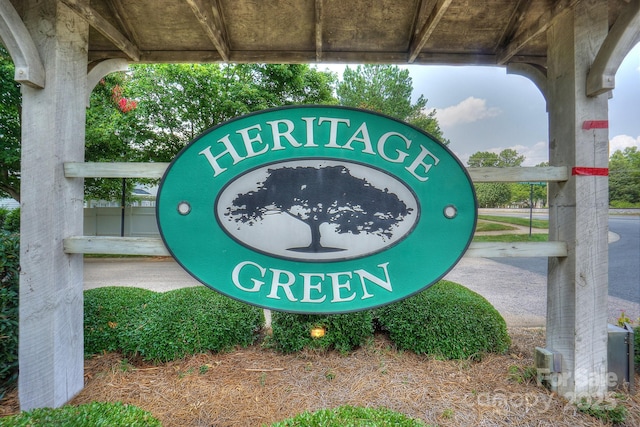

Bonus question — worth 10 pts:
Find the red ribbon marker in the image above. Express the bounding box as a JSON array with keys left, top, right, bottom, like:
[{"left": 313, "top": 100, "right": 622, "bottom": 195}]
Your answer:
[
  {"left": 572, "top": 167, "right": 609, "bottom": 176},
  {"left": 582, "top": 120, "right": 609, "bottom": 130}
]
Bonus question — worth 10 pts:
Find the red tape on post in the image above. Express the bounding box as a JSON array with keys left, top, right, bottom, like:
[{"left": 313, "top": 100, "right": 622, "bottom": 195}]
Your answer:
[
  {"left": 582, "top": 120, "right": 609, "bottom": 129},
  {"left": 572, "top": 167, "right": 608, "bottom": 176}
]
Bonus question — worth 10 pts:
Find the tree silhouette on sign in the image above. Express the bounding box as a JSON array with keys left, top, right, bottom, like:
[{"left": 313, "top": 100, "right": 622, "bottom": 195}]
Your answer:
[{"left": 225, "top": 165, "right": 412, "bottom": 253}]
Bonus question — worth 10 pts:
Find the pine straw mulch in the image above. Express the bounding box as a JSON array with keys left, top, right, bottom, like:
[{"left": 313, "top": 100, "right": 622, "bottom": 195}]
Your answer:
[{"left": 2, "top": 328, "right": 639, "bottom": 426}]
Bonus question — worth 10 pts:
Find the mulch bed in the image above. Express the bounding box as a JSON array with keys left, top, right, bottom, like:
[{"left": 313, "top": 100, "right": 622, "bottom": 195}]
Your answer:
[{"left": 2, "top": 328, "right": 638, "bottom": 426}]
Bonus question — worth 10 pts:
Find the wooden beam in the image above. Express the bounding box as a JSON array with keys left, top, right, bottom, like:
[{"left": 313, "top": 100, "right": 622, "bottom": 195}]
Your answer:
[
  {"left": 494, "top": 0, "right": 531, "bottom": 53},
  {"left": 86, "top": 58, "right": 129, "bottom": 107},
  {"left": 507, "top": 62, "right": 548, "bottom": 102},
  {"left": 315, "top": 0, "right": 323, "bottom": 62},
  {"left": 105, "top": 0, "right": 142, "bottom": 47},
  {"left": 87, "top": 49, "right": 544, "bottom": 66},
  {"left": 496, "top": 0, "right": 580, "bottom": 65},
  {"left": 64, "top": 162, "right": 169, "bottom": 179},
  {"left": 0, "top": 1, "right": 45, "bottom": 88},
  {"left": 185, "top": 0, "right": 230, "bottom": 62},
  {"left": 63, "top": 236, "right": 568, "bottom": 258},
  {"left": 64, "top": 162, "right": 569, "bottom": 183},
  {"left": 408, "top": 0, "right": 453, "bottom": 63},
  {"left": 468, "top": 166, "right": 568, "bottom": 183},
  {"left": 586, "top": 0, "right": 640, "bottom": 97},
  {"left": 60, "top": 0, "right": 141, "bottom": 61}
]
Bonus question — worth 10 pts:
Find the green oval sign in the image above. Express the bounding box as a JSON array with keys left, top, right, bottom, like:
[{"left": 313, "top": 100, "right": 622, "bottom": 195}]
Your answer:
[{"left": 157, "top": 106, "right": 477, "bottom": 314}]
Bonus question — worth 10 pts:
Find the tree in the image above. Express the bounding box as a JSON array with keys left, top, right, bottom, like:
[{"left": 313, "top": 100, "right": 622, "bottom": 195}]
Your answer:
[
  {"left": 609, "top": 146, "right": 640, "bottom": 206},
  {"left": 337, "top": 65, "right": 447, "bottom": 143},
  {"left": 467, "top": 148, "right": 526, "bottom": 208},
  {"left": 0, "top": 46, "right": 21, "bottom": 201},
  {"left": 467, "top": 149, "right": 525, "bottom": 168},
  {"left": 126, "top": 63, "right": 337, "bottom": 162},
  {"left": 226, "top": 165, "right": 412, "bottom": 252},
  {"left": 84, "top": 72, "right": 144, "bottom": 202}
]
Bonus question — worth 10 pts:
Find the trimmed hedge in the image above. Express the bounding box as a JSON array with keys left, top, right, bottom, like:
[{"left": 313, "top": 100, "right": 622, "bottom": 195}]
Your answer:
[
  {"left": 270, "top": 310, "right": 374, "bottom": 353},
  {"left": 376, "top": 280, "right": 510, "bottom": 359},
  {"left": 120, "top": 287, "right": 264, "bottom": 362},
  {"left": 0, "top": 232, "right": 19, "bottom": 398},
  {"left": 269, "top": 405, "right": 428, "bottom": 426},
  {"left": 1, "top": 401, "right": 161, "bottom": 426},
  {"left": 84, "top": 286, "right": 157, "bottom": 355}
]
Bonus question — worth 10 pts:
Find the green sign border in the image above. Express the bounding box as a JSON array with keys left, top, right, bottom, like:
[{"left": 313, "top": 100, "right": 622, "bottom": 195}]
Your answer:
[{"left": 157, "top": 106, "right": 477, "bottom": 314}]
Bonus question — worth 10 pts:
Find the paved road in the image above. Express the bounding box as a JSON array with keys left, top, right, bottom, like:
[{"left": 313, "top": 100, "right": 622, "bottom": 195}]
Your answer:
[
  {"left": 491, "top": 215, "right": 640, "bottom": 305},
  {"left": 84, "top": 255, "right": 639, "bottom": 329}
]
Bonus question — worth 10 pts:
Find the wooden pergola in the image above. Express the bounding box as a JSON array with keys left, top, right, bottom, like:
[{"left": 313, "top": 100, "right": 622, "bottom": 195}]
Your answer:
[{"left": 2, "top": 0, "right": 639, "bottom": 409}]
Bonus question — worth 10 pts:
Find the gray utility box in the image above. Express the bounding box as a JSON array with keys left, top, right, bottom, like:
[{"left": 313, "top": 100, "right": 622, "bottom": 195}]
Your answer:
[{"left": 608, "top": 323, "right": 635, "bottom": 393}]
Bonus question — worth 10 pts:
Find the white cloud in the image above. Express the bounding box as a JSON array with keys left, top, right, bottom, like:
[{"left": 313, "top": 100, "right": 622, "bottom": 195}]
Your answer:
[
  {"left": 610, "top": 134, "right": 640, "bottom": 156},
  {"left": 435, "top": 96, "right": 501, "bottom": 128}
]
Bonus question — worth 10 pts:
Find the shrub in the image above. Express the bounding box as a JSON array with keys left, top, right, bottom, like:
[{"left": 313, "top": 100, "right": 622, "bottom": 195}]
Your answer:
[
  {"left": 0, "top": 207, "right": 9, "bottom": 228},
  {"left": 3, "top": 208, "right": 19, "bottom": 233},
  {"left": 1, "top": 401, "right": 161, "bottom": 426},
  {"left": 269, "top": 405, "right": 428, "bottom": 426},
  {"left": 0, "top": 232, "right": 19, "bottom": 398},
  {"left": 84, "top": 286, "right": 156, "bottom": 355},
  {"left": 270, "top": 310, "right": 374, "bottom": 353},
  {"left": 121, "top": 287, "right": 264, "bottom": 362},
  {"left": 635, "top": 325, "right": 639, "bottom": 370},
  {"left": 376, "top": 280, "right": 510, "bottom": 359}
]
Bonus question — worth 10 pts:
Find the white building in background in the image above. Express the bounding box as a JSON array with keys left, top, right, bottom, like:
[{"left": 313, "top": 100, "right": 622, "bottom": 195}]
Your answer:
[{"left": 0, "top": 198, "right": 19, "bottom": 210}]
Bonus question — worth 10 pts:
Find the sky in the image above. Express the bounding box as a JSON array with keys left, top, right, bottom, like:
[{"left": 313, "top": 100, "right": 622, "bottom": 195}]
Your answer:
[{"left": 320, "top": 42, "right": 640, "bottom": 167}]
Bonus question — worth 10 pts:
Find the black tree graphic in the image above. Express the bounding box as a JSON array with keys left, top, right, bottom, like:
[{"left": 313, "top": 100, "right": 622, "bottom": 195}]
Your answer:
[{"left": 225, "top": 165, "right": 413, "bottom": 253}]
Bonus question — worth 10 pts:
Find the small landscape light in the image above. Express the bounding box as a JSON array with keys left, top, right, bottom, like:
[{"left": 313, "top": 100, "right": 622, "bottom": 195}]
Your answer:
[{"left": 310, "top": 326, "right": 326, "bottom": 338}]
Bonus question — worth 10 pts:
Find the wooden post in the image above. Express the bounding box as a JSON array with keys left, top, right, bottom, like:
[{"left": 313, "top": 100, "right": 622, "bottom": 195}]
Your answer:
[
  {"left": 18, "top": 1, "right": 88, "bottom": 409},
  {"left": 546, "top": 2, "right": 610, "bottom": 398}
]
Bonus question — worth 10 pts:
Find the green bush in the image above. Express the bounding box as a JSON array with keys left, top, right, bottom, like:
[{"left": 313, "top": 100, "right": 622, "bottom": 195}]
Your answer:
[
  {"left": 268, "top": 405, "right": 428, "bottom": 426},
  {"left": 3, "top": 208, "right": 19, "bottom": 233},
  {"left": 1, "top": 401, "right": 161, "bottom": 426},
  {"left": 270, "top": 310, "right": 374, "bottom": 353},
  {"left": 0, "top": 207, "right": 9, "bottom": 228},
  {"left": 376, "top": 281, "right": 510, "bottom": 359},
  {"left": 635, "top": 325, "right": 639, "bottom": 370},
  {"left": 0, "top": 232, "right": 19, "bottom": 398},
  {"left": 84, "top": 286, "right": 157, "bottom": 355},
  {"left": 121, "top": 287, "right": 264, "bottom": 362}
]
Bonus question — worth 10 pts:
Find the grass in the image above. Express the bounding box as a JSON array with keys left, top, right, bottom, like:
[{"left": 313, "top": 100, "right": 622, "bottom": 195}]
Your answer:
[
  {"left": 475, "top": 221, "right": 517, "bottom": 232},
  {"left": 473, "top": 234, "right": 548, "bottom": 242},
  {"left": 478, "top": 215, "right": 548, "bottom": 229}
]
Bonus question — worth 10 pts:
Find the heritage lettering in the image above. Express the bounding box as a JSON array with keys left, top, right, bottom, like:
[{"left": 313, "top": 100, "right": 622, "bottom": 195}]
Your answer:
[
  {"left": 231, "top": 261, "right": 393, "bottom": 303},
  {"left": 198, "top": 116, "right": 439, "bottom": 181}
]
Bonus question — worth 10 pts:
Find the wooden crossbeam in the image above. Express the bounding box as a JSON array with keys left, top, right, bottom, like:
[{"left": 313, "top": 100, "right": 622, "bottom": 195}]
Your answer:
[
  {"left": 64, "top": 162, "right": 569, "bottom": 183},
  {"left": 496, "top": 0, "right": 580, "bottom": 65},
  {"left": 60, "top": 0, "right": 141, "bottom": 61},
  {"left": 186, "top": 0, "right": 230, "bottom": 62},
  {"left": 408, "top": 0, "right": 453, "bottom": 63},
  {"left": 64, "top": 236, "right": 567, "bottom": 258}
]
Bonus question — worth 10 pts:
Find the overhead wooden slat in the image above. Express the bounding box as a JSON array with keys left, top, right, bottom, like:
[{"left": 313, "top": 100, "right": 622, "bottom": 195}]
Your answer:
[
  {"left": 493, "top": 0, "right": 530, "bottom": 53},
  {"left": 315, "top": 0, "right": 323, "bottom": 62},
  {"left": 408, "top": 0, "right": 453, "bottom": 63},
  {"left": 60, "top": 0, "right": 141, "bottom": 61},
  {"left": 64, "top": 162, "right": 569, "bottom": 183},
  {"left": 185, "top": 0, "right": 230, "bottom": 62},
  {"left": 104, "top": 0, "right": 142, "bottom": 48},
  {"left": 496, "top": 0, "right": 580, "bottom": 65},
  {"left": 63, "top": 236, "right": 567, "bottom": 258}
]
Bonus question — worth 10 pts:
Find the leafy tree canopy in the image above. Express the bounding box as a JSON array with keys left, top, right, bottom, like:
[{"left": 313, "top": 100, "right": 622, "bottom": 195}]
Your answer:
[
  {"left": 467, "top": 148, "right": 525, "bottom": 168},
  {"left": 0, "top": 46, "right": 21, "bottom": 201},
  {"left": 337, "top": 65, "right": 447, "bottom": 143},
  {"left": 609, "top": 146, "right": 640, "bottom": 205}
]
